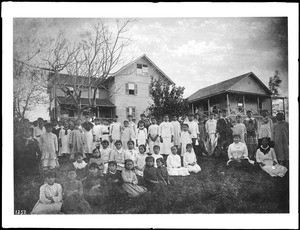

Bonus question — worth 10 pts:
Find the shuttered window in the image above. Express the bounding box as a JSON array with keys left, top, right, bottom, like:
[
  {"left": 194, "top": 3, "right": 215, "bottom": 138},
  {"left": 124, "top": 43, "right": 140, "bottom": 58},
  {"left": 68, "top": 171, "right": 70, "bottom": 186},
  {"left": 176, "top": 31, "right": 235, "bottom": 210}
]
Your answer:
[
  {"left": 126, "top": 107, "right": 136, "bottom": 118},
  {"left": 125, "top": 82, "right": 137, "bottom": 95}
]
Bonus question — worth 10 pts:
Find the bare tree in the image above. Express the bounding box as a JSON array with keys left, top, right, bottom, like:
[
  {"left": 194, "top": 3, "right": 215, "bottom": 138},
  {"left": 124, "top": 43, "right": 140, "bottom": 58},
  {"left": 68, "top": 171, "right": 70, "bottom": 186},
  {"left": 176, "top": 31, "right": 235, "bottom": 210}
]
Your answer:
[
  {"left": 13, "top": 19, "right": 49, "bottom": 120},
  {"left": 44, "top": 19, "right": 136, "bottom": 118}
]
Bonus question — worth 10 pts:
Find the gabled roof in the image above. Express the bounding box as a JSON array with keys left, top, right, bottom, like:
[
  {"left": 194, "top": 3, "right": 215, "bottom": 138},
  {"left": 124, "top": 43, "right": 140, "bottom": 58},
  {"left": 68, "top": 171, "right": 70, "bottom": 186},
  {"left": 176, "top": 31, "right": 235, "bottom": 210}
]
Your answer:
[
  {"left": 111, "top": 54, "right": 174, "bottom": 85},
  {"left": 188, "top": 72, "right": 272, "bottom": 102},
  {"left": 57, "top": 96, "right": 115, "bottom": 107}
]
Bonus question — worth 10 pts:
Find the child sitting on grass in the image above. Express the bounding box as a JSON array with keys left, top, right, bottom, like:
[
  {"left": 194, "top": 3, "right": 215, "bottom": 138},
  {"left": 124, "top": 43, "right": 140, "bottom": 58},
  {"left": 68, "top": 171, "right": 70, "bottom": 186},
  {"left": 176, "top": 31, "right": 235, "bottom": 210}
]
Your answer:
[
  {"left": 105, "top": 160, "right": 124, "bottom": 197},
  {"left": 100, "top": 140, "right": 112, "bottom": 174},
  {"left": 227, "top": 134, "right": 256, "bottom": 173},
  {"left": 105, "top": 161, "right": 123, "bottom": 186},
  {"left": 135, "top": 144, "right": 148, "bottom": 177},
  {"left": 156, "top": 158, "right": 171, "bottom": 185},
  {"left": 82, "top": 163, "right": 103, "bottom": 196},
  {"left": 63, "top": 169, "right": 84, "bottom": 197},
  {"left": 143, "top": 156, "right": 164, "bottom": 191},
  {"left": 183, "top": 143, "right": 201, "bottom": 173},
  {"left": 256, "top": 137, "right": 287, "bottom": 177},
  {"left": 73, "top": 153, "right": 88, "bottom": 180},
  {"left": 166, "top": 146, "right": 190, "bottom": 176},
  {"left": 109, "top": 140, "right": 126, "bottom": 171},
  {"left": 122, "top": 159, "right": 147, "bottom": 197},
  {"left": 152, "top": 145, "right": 163, "bottom": 168},
  {"left": 31, "top": 170, "right": 62, "bottom": 214},
  {"left": 89, "top": 148, "right": 103, "bottom": 169}
]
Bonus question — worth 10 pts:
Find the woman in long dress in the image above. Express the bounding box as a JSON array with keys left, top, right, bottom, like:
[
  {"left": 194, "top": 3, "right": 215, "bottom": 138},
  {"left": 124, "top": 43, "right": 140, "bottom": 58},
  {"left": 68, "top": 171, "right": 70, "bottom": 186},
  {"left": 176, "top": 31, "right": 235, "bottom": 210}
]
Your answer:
[{"left": 256, "top": 137, "right": 287, "bottom": 177}]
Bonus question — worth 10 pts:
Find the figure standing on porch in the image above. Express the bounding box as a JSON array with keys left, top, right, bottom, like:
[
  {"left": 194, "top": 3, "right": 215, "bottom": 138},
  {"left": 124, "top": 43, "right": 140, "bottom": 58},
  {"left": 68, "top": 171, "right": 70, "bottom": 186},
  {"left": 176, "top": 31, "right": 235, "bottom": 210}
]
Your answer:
[
  {"left": 273, "top": 112, "right": 289, "bottom": 166},
  {"left": 92, "top": 118, "right": 102, "bottom": 143},
  {"left": 243, "top": 110, "right": 258, "bottom": 160},
  {"left": 127, "top": 114, "right": 137, "bottom": 141},
  {"left": 216, "top": 109, "right": 233, "bottom": 154}
]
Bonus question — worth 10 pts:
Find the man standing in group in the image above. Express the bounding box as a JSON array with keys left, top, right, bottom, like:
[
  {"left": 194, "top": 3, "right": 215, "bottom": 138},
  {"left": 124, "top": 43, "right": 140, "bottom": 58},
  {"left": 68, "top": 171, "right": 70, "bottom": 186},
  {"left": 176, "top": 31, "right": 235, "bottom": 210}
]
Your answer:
[{"left": 216, "top": 109, "right": 233, "bottom": 154}]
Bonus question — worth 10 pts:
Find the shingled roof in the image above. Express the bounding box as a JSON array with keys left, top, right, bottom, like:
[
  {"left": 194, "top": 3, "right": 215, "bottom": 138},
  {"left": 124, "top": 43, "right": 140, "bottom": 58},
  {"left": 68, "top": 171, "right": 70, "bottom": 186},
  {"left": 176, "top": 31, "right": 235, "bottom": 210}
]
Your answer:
[{"left": 188, "top": 72, "right": 272, "bottom": 102}]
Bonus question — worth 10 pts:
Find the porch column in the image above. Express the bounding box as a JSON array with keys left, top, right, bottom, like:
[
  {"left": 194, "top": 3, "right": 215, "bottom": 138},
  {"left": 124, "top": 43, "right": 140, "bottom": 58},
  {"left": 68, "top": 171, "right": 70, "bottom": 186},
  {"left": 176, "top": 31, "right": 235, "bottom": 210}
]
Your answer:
[
  {"left": 97, "top": 106, "right": 100, "bottom": 118},
  {"left": 191, "top": 103, "right": 194, "bottom": 114},
  {"left": 270, "top": 97, "right": 273, "bottom": 116},
  {"left": 257, "top": 97, "right": 260, "bottom": 115},
  {"left": 243, "top": 94, "right": 246, "bottom": 115},
  {"left": 207, "top": 98, "right": 210, "bottom": 114},
  {"left": 226, "top": 93, "right": 230, "bottom": 115}
]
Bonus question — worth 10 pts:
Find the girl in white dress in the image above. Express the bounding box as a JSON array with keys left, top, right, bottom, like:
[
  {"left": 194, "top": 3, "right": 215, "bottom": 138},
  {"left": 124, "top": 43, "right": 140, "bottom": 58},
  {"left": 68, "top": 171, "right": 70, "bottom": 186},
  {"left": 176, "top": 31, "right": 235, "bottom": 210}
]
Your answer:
[
  {"left": 180, "top": 123, "right": 192, "bottom": 156},
  {"left": 135, "top": 145, "right": 148, "bottom": 177},
  {"left": 152, "top": 145, "right": 163, "bottom": 168},
  {"left": 159, "top": 115, "right": 174, "bottom": 160},
  {"left": 40, "top": 123, "right": 59, "bottom": 170},
  {"left": 31, "top": 171, "right": 62, "bottom": 214},
  {"left": 125, "top": 140, "right": 138, "bottom": 165},
  {"left": 166, "top": 146, "right": 190, "bottom": 176},
  {"left": 136, "top": 121, "right": 148, "bottom": 148},
  {"left": 121, "top": 120, "right": 134, "bottom": 150},
  {"left": 100, "top": 140, "right": 112, "bottom": 174},
  {"left": 148, "top": 118, "right": 160, "bottom": 154},
  {"left": 171, "top": 115, "right": 181, "bottom": 148},
  {"left": 183, "top": 144, "right": 201, "bottom": 173},
  {"left": 58, "top": 121, "right": 71, "bottom": 161},
  {"left": 82, "top": 120, "right": 94, "bottom": 159},
  {"left": 256, "top": 137, "right": 287, "bottom": 177},
  {"left": 232, "top": 115, "right": 247, "bottom": 143}
]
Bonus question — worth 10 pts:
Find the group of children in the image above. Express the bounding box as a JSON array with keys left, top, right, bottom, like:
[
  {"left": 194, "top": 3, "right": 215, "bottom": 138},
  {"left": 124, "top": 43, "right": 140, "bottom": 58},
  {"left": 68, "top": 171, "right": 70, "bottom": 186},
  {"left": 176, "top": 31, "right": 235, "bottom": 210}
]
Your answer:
[{"left": 28, "top": 110, "right": 288, "bottom": 214}]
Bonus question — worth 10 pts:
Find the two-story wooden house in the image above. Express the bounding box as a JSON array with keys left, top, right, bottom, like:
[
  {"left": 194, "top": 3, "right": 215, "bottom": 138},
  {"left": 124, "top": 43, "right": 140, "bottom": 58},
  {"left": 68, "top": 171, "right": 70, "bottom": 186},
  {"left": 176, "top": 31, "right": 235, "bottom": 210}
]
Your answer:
[{"left": 49, "top": 54, "right": 174, "bottom": 122}]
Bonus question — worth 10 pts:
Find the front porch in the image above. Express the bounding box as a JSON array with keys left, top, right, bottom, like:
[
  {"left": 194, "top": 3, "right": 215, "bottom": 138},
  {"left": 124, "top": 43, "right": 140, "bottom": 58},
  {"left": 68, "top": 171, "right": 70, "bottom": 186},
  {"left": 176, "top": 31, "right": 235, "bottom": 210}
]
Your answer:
[{"left": 190, "top": 92, "right": 272, "bottom": 119}]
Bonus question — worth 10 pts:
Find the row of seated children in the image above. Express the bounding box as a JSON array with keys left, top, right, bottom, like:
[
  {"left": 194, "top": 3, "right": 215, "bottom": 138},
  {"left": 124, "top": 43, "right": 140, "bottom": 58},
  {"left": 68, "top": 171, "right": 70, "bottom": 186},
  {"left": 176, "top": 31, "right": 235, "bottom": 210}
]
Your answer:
[
  {"left": 72, "top": 137, "right": 202, "bottom": 179},
  {"left": 31, "top": 156, "right": 173, "bottom": 214}
]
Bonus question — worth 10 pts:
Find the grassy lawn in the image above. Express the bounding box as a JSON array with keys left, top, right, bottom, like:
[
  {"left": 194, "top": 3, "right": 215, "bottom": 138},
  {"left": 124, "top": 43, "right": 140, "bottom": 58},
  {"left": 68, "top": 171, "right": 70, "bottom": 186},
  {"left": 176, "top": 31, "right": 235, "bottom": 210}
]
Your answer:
[{"left": 14, "top": 155, "right": 289, "bottom": 214}]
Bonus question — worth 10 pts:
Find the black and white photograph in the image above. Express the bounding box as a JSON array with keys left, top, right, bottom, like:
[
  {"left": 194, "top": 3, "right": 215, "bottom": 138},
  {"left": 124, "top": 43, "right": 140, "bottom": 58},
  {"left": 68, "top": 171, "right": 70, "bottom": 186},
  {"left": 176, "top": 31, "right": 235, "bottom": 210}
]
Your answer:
[{"left": 2, "top": 2, "right": 299, "bottom": 229}]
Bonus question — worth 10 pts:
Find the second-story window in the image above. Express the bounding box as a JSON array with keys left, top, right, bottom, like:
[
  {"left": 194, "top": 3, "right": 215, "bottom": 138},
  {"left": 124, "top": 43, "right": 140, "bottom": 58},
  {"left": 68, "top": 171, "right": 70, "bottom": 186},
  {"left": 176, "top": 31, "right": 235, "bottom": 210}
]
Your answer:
[
  {"left": 125, "top": 82, "right": 137, "bottom": 95},
  {"left": 137, "top": 64, "right": 148, "bottom": 75}
]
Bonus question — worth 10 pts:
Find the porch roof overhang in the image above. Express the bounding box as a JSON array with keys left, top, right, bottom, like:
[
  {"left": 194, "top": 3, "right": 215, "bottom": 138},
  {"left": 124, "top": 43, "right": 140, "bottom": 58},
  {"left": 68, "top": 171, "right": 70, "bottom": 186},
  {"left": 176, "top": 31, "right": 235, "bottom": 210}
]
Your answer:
[
  {"left": 57, "top": 96, "right": 116, "bottom": 108},
  {"left": 188, "top": 90, "right": 271, "bottom": 103}
]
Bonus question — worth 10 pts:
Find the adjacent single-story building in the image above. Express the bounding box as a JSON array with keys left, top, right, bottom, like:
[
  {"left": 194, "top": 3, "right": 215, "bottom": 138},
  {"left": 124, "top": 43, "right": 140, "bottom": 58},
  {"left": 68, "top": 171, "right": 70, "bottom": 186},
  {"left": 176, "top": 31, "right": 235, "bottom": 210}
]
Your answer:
[{"left": 188, "top": 72, "right": 273, "bottom": 118}]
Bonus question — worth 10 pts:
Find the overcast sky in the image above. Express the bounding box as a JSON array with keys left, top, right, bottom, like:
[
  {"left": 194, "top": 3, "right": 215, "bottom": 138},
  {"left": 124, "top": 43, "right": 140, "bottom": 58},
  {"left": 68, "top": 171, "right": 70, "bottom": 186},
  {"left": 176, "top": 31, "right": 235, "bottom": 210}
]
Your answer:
[{"left": 14, "top": 17, "right": 289, "bottom": 120}]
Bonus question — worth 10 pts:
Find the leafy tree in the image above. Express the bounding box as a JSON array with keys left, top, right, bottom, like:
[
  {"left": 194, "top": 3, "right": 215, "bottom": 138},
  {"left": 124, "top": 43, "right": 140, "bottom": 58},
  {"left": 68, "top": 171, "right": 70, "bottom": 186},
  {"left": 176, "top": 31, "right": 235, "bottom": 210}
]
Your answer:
[
  {"left": 269, "top": 70, "right": 282, "bottom": 96},
  {"left": 147, "top": 77, "right": 189, "bottom": 120}
]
